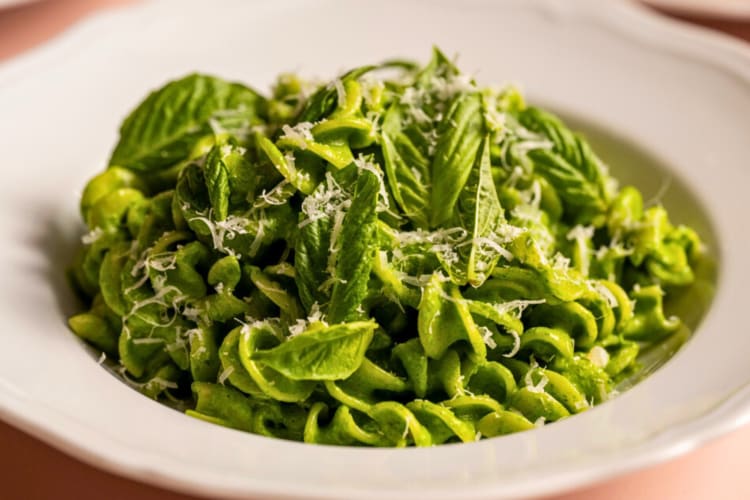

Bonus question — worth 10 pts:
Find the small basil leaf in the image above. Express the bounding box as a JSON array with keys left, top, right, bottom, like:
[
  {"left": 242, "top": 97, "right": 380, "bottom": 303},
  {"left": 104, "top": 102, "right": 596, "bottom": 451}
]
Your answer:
[{"left": 204, "top": 145, "right": 230, "bottom": 221}]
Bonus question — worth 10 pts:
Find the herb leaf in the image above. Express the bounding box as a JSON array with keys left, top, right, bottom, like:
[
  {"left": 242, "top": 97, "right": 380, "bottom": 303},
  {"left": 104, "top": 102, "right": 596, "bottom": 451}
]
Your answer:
[
  {"left": 520, "top": 107, "right": 611, "bottom": 222},
  {"left": 111, "top": 74, "right": 266, "bottom": 172},
  {"left": 382, "top": 49, "right": 486, "bottom": 229},
  {"left": 251, "top": 321, "right": 377, "bottom": 380},
  {"left": 204, "top": 145, "right": 230, "bottom": 221},
  {"left": 443, "top": 136, "right": 504, "bottom": 286},
  {"left": 328, "top": 170, "right": 379, "bottom": 323}
]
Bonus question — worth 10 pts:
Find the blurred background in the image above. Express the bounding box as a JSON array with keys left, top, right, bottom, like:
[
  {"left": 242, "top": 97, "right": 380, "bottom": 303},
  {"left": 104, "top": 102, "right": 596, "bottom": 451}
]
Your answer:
[
  {"left": 0, "top": 0, "right": 749, "bottom": 61},
  {"left": 0, "top": 1, "right": 748, "bottom": 499}
]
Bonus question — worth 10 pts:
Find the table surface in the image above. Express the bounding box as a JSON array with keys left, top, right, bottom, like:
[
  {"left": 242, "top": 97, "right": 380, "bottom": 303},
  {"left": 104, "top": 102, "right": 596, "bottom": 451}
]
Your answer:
[{"left": 1, "top": 1, "right": 749, "bottom": 499}]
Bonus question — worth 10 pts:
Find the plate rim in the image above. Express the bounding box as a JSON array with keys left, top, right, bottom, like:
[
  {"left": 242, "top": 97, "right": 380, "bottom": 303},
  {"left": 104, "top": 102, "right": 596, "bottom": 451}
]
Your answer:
[{"left": 644, "top": 0, "right": 750, "bottom": 19}]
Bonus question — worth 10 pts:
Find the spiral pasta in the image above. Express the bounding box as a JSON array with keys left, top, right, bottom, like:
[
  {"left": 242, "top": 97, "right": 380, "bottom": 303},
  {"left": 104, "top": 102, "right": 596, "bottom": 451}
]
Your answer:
[{"left": 67, "top": 48, "right": 704, "bottom": 446}]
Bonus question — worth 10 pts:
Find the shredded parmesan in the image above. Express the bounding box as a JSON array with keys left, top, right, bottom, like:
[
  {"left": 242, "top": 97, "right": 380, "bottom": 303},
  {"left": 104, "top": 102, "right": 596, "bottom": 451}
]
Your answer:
[
  {"left": 248, "top": 211, "right": 267, "bottom": 258},
  {"left": 218, "top": 366, "right": 234, "bottom": 385},
  {"left": 502, "top": 330, "right": 521, "bottom": 358},
  {"left": 288, "top": 303, "right": 328, "bottom": 338},
  {"left": 333, "top": 79, "right": 346, "bottom": 108},
  {"left": 525, "top": 372, "right": 549, "bottom": 394},
  {"left": 280, "top": 122, "right": 314, "bottom": 149},
  {"left": 254, "top": 180, "right": 291, "bottom": 208},
  {"left": 188, "top": 210, "right": 252, "bottom": 257},
  {"left": 353, "top": 155, "right": 390, "bottom": 212},
  {"left": 132, "top": 337, "right": 165, "bottom": 345},
  {"left": 431, "top": 72, "right": 475, "bottom": 101},
  {"left": 587, "top": 346, "right": 610, "bottom": 368},
  {"left": 590, "top": 281, "right": 619, "bottom": 309},
  {"left": 81, "top": 227, "right": 104, "bottom": 245},
  {"left": 480, "top": 326, "right": 497, "bottom": 349},
  {"left": 150, "top": 377, "right": 178, "bottom": 390},
  {"left": 491, "top": 299, "right": 546, "bottom": 318},
  {"left": 567, "top": 225, "right": 595, "bottom": 243},
  {"left": 298, "top": 172, "right": 351, "bottom": 228}
]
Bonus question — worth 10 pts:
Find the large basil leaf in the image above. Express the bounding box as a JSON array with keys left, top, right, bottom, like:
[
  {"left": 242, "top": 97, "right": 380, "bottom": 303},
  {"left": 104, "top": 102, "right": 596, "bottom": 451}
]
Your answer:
[
  {"left": 110, "top": 74, "right": 266, "bottom": 172},
  {"left": 381, "top": 115, "right": 431, "bottom": 227},
  {"left": 443, "top": 136, "right": 503, "bottom": 286},
  {"left": 294, "top": 169, "right": 378, "bottom": 320},
  {"left": 429, "top": 92, "right": 485, "bottom": 227},
  {"left": 250, "top": 321, "right": 377, "bottom": 380},
  {"left": 381, "top": 49, "right": 485, "bottom": 229},
  {"left": 294, "top": 207, "right": 332, "bottom": 311},
  {"left": 328, "top": 170, "right": 378, "bottom": 323},
  {"left": 520, "top": 107, "right": 611, "bottom": 222}
]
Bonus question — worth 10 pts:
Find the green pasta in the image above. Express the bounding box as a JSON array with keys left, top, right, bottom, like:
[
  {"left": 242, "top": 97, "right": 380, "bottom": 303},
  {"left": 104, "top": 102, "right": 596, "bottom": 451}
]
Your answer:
[{"left": 67, "top": 48, "right": 704, "bottom": 446}]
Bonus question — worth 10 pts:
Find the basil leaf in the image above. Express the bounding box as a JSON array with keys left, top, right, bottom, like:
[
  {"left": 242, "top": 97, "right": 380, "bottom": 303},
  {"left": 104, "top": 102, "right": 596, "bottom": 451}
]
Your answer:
[
  {"left": 293, "top": 173, "right": 345, "bottom": 311},
  {"left": 204, "top": 145, "right": 230, "bottom": 221},
  {"left": 381, "top": 116, "right": 431, "bottom": 227},
  {"left": 328, "top": 170, "right": 378, "bottom": 323},
  {"left": 443, "top": 136, "right": 503, "bottom": 286},
  {"left": 295, "top": 209, "right": 332, "bottom": 312},
  {"left": 429, "top": 92, "right": 485, "bottom": 227},
  {"left": 251, "top": 321, "right": 377, "bottom": 380},
  {"left": 239, "top": 321, "right": 316, "bottom": 402},
  {"left": 520, "top": 107, "right": 611, "bottom": 222},
  {"left": 294, "top": 166, "right": 378, "bottom": 320},
  {"left": 111, "top": 74, "right": 266, "bottom": 172},
  {"left": 382, "top": 49, "right": 485, "bottom": 229}
]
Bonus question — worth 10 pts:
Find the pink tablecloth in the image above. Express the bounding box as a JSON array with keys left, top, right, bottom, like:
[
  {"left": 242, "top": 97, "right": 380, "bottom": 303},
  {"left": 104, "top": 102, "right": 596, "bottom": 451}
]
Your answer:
[{"left": 1, "top": 1, "right": 748, "bottom": 499}]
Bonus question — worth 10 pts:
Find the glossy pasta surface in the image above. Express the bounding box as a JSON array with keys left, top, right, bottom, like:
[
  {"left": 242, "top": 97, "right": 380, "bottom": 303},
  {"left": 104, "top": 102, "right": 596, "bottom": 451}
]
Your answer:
[{"left": 67, "top": 49, "right": 704, "bottom": 446}]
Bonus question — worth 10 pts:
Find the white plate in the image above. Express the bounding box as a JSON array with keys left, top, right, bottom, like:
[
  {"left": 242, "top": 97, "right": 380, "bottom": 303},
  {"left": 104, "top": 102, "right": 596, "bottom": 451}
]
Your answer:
[
  {"left": 644, "top": 0, "right": 750, "bottom": 18},
  {"left": 0, "top": 1, "right": 749, "bottom": 499}
]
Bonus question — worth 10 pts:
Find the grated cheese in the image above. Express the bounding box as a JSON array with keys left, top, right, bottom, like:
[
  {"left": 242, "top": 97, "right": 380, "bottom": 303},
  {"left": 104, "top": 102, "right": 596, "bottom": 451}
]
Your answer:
[
  {"left": 333, "top": 79, "right": 346, "bottom": 108},
  {"left": 298, "top": 172, "right": 351, "bottom": 228},
  {"left": 132, "top": 337, "right": 165, "bottom": 345},
  {"left": 280, "top": 122, "right": 314, "bottom": 149},
  {"left": 502, "top": 330, "right": 521, "bottom": 358},
  {"left": 189, "top": 210, "right": 252, "bottom": 257},
  {"left": 218, "top": 366, "right": 234, "bottom": 385},
  {"left": 353, "top": 154, "right": 390, "bottom": 213},
  {"left": 81, "top": 227, "right": 104, "bottom": 245},
  {"left": 589, "top": 281, "right": 619, "bottom": 309},
  {"left": 254, "top": 180, "right": 291, "bottom": 208},
  {"left": 491, "top": 299, "right": 546, "bottom": 319},
  {"left": 479, "top": 326, "right": 497, "bottom": 349},
  {"left": 587, "top": 346, "right": 610, "bottom": 368}
]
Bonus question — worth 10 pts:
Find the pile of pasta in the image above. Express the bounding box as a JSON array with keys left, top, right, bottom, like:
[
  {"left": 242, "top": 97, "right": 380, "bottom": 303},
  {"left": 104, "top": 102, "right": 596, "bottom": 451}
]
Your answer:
[{"left": 68, "top": 49, "right": 703, "bottom": 446}]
